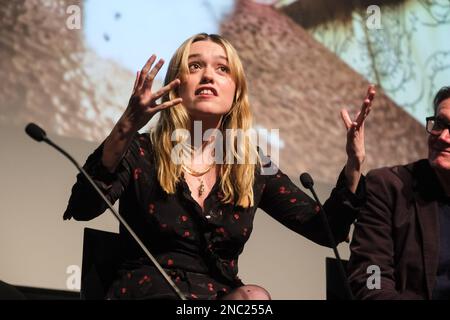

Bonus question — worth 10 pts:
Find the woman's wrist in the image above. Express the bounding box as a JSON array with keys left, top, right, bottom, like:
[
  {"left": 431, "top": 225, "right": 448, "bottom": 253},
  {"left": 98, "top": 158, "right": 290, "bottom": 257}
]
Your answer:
[
  {"left": 115, "top": 117, "right": 139, "bottom": 139},
  {"left": 345, "top": 156, "right": 364, "bottom": 172},
  {"left": 118, "top": 108, "right": 143, "bottom": 136},
  {"left": 102, "top": 117, "right": 138, "bottom": 172},
  {"left": 344, "top": 158, "right": 363, "bottom": 193}
]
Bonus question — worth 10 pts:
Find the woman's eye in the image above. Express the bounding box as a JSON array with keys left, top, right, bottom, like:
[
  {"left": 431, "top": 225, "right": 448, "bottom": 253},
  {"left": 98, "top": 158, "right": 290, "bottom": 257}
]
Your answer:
[
  {"left": 219, "top": 65, "right": 230, "bottom": 73},
  {"left": 189, "top": 63, "right": 200, "bottom": 72}
]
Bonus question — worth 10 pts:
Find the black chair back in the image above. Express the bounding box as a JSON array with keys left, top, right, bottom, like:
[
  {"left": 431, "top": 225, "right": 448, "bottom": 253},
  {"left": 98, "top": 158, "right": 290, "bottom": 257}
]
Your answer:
[
  {"left": 81, "top": 228, "right": 120, "bottom": 300},
  {"left": 326, "top": 257, "right": 350, "bottom": 300}
]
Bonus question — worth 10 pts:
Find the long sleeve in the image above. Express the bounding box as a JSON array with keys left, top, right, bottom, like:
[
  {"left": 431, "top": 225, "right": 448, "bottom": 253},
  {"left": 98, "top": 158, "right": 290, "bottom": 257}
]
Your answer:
[
  {"left": 258, "top": 159, "right": 365, "bottom": 247},
  {"left": 347, "top": 169, "right": 422, "bottom": 300},
  {"left": 63, "top": 134, "right": 142, "bottom": 221}
]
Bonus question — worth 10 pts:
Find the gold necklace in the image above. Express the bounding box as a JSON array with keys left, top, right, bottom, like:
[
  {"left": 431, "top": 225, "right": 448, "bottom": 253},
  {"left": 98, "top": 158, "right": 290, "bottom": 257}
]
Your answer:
[
  {"left": 182, "top": 163, "right": 215, "bottom": 177},
  {"left": 182, "top": 163, "right": 215, "bottom": 197}
]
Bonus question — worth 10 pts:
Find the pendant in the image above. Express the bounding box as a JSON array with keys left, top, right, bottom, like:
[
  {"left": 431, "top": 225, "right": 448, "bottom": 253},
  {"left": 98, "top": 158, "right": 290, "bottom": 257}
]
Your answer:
[{"left": 198, "top": 179, "right": 205, "bottom": 197}]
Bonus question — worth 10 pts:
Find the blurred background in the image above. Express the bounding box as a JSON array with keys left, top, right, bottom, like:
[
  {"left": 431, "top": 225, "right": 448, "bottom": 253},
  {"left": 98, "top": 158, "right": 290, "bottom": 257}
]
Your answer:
[{"left": 0, "top": 0, "right": 448, "bottom": 299}]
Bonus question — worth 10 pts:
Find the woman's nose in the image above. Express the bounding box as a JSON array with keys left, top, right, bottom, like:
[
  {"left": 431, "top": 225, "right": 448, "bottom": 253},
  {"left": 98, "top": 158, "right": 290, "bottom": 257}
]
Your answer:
[{"left": 200, "top": 67, "right": 214, "bottom": 83}]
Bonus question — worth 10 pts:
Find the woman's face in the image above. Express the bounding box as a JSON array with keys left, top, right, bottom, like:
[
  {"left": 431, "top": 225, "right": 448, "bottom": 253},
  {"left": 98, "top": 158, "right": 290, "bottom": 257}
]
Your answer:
[{"left": 179, "top": 40, "right": 236, "bottom": 118}]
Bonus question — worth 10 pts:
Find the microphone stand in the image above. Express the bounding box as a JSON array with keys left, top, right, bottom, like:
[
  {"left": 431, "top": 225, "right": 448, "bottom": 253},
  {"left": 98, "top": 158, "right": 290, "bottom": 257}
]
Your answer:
[
  {"left": 300, "top": 173, "right": 354, "bottom": 300},
  {"left": 26, "top": 123, "right": 187, "bottom": 300}
]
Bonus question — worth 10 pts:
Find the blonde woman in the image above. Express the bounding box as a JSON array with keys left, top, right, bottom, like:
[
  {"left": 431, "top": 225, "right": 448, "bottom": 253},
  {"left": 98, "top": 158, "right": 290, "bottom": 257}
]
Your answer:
[{"left": 64, "top": 33, "right": 375, "bottom": 300}]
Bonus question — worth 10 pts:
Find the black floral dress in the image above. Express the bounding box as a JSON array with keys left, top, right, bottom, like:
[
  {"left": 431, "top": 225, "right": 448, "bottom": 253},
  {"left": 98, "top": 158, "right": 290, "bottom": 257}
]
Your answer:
[{"left": 63, "top": 133, "right": 364, "bottom": 300}]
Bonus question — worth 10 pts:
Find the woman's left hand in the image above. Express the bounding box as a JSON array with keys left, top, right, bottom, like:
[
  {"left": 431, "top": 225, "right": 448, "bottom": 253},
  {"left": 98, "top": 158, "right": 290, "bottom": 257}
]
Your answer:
[{"left": 340, "top": 85, "right": 376, "bottom": 193}]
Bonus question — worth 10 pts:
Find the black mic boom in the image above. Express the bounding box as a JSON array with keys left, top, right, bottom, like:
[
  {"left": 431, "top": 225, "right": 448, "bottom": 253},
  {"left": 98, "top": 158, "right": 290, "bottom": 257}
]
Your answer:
[
  {"left": 300, "top": 172, "right": 354, "bottom": 300},
  {"left": 25, "top": 123, "right": 187, "bottom": 300}
]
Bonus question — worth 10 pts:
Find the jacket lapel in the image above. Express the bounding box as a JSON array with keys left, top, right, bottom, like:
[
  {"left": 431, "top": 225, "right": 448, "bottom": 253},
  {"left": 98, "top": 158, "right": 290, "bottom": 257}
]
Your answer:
[
  {"left": 413, "top": 160, "right": 441, "bottom": 299},
  {"left": 415, "top": 197, "right": 439, "bottom": 299}
]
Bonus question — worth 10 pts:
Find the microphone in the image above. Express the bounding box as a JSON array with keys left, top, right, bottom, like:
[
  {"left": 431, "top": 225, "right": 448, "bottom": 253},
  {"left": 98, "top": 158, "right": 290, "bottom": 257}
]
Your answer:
[
  {"left": 25, "top": 123, "right": 47, "bottom": 142},
  {"left": 300, "top": 172, "right": 354, "bottom": 300},
  {"left": 299, "top": 172, "right": 314, "bottom": 189},
  {"left": 25, "top": 123, "right": 187, "bottom": 300}
]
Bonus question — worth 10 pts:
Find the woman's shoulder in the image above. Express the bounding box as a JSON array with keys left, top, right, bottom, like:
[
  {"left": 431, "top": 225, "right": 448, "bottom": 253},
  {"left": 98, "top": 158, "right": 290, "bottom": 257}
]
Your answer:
[{"left": 255, "top": 146, "right": 280, "bottom": 177}]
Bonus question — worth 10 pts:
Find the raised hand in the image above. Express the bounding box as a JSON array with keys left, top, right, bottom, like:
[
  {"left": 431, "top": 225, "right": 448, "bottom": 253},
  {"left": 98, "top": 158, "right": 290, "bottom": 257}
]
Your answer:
[
  {"left": 102, "top": 55, "right": 182, "bottom": 172},
  {"left": 124, "top": 55, "right": 182, "bottom": 131},
  {"left": 340, "top": 85, "right": 376, "bottom": 193}
]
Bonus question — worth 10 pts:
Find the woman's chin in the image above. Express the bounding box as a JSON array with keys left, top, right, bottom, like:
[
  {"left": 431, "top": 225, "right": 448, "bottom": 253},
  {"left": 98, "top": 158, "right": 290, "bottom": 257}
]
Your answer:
[{"left": 188, "top": 108, "right": 228, "bottom": 118}]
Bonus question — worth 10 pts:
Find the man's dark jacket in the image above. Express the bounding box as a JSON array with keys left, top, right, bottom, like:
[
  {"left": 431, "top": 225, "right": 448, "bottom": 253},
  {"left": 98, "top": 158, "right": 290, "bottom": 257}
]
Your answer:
[{"left": 348, "top": 159, "right": 447, "bottom": 299}]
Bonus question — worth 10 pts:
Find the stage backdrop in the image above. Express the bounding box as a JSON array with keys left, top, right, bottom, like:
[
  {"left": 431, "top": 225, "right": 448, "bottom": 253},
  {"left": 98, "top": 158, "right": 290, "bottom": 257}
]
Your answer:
[{"left": 1, "top": 0, "right": 448, "bottom": 299}]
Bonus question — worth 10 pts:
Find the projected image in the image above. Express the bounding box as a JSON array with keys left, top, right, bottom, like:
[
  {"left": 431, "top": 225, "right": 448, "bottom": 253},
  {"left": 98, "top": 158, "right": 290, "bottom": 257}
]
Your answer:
[
  {"left": 2, "top": 0, "right": 448, "bottom": 183},
  {"left": 0, "top": 0, "right": 234, "bottom": 142},
  {"left": 281, "top": 0, "right": 450, "bottom": 122}
]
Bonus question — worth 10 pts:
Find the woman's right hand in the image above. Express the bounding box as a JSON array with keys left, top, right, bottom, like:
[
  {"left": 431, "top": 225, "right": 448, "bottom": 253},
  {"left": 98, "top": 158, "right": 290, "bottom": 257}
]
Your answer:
[
  {"left": 122, "top": 54, "right": 182, "bottom": 132},
  {"left": 102, "top": 55, "right": 182, "bottom": 171}
]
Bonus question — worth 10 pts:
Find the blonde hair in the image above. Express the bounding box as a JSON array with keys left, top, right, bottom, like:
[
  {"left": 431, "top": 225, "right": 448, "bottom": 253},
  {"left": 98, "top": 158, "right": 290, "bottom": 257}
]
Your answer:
[{"left": 151, "top": 33, "right": 260, "bottom": 208}]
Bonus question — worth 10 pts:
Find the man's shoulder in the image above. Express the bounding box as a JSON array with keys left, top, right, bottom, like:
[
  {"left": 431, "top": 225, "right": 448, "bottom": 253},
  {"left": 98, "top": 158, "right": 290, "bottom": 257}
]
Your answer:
[{"left": 367, "top": 159, "right": 429, "bottom": 185}]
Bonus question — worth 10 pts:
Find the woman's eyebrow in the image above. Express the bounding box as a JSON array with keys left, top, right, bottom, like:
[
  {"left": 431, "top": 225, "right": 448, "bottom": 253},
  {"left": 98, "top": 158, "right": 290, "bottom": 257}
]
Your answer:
[
  {"left": 188, "top": 54, "right": 202, "bottom": 60},
  {"left": 216, "top": 55, "right": 228, "bottom": 62},
  {"left": 188, "top": 54, "right": 228, "bottom": 62}
]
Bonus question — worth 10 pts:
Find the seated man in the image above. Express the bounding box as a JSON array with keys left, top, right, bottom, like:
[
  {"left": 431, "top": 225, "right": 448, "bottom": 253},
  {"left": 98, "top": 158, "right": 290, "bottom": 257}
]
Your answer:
[{"left": 348, "top": 86, "right": 450, "bottom": 299}]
